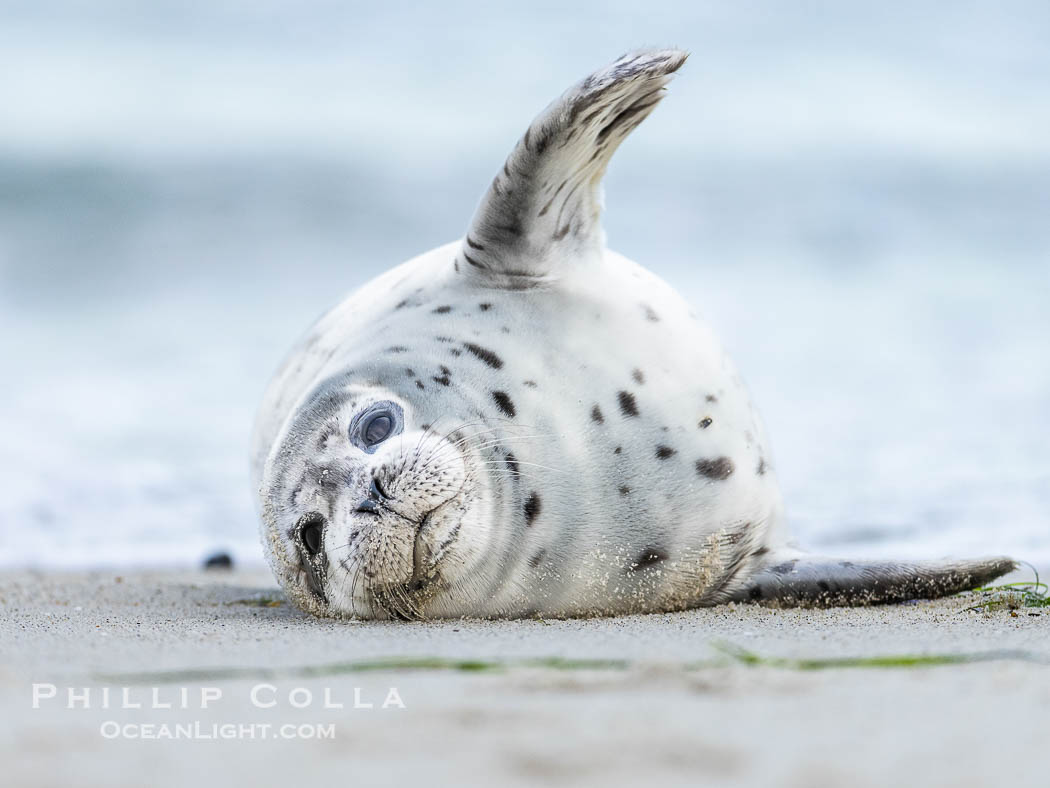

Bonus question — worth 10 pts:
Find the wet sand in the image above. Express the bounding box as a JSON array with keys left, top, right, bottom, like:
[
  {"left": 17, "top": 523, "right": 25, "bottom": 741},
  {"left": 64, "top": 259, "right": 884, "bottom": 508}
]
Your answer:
[{"left": 2, "top": 567, "right": 1047, "bottom": 787}]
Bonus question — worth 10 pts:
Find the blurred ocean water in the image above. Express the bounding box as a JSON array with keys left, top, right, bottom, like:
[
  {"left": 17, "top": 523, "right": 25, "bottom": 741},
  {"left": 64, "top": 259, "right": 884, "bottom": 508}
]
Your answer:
[{"left": 1, "top": 1, "right": 1047, "bottom": 567}]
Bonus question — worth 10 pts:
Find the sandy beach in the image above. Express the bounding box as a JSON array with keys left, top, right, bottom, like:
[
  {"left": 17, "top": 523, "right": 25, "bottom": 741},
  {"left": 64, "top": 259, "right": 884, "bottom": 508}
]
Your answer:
[{"left": 3, "top": 566, "right": 1047, "bottom": 788}]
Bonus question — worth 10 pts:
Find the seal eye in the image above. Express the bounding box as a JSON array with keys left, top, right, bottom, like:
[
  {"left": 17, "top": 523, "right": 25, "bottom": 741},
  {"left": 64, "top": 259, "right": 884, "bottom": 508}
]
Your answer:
[
  {"left": 350, "top": 401, "right": 404, "bottom": 453},
  {"left": 363, "top": 412, "right": 394, "bottom": 446}
]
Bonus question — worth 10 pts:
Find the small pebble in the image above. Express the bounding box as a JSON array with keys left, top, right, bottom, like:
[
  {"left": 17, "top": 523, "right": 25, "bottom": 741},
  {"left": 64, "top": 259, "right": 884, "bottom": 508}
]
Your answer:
[{"left": 203, "top": 552, "right": 234, "bottom": 570}]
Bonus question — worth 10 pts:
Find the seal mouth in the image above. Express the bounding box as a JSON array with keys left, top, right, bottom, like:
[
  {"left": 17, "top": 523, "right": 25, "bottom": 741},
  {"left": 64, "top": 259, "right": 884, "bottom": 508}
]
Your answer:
[
  {"left": 410, "top": 509, "right": 434, "bottom": 588},
  {"left": 368, "top": 497, "right": 461, "bottom": 620}
]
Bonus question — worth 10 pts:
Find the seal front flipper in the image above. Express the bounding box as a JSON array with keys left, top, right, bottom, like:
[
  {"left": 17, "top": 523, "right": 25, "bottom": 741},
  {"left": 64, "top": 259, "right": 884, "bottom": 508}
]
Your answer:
[
  {"left": 731, "top": 554, "right": 1017, "bottom": 607},
  {"left": 461, "top": 47, "right": 688, "bottom": 287}
]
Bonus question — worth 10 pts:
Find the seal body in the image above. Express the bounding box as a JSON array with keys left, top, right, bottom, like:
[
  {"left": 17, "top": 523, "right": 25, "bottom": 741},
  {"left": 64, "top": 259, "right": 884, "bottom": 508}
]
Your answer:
[{"left": 252, "top": 49, "right": 1014, "bottom": 619}]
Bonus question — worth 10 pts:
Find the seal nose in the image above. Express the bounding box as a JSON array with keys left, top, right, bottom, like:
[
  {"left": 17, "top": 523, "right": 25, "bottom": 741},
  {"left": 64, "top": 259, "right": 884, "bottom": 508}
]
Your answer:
[
  {"left": 370, "top": 477, "right": 390, "bottom": 500},
  {"left": 356, "top": 476, "right": 390, "bottom": 515},
  {"left": 297, "top": 512, "right": 325, "bottom": 556}
]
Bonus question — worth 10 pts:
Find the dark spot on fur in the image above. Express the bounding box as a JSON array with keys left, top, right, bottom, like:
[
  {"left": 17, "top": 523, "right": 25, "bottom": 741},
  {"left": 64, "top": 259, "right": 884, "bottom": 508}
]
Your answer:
[
  {"left": 591, "top": 405, "right": 604, "bottom": 424},
  {"left": 432, "top": 365, "right": 452, "bottom": 386},
  {"left": 450, "top": 348, "right": 462, "bottom": 357},
  {"left": 404, "top": 368, "right": 415, "bottom": 377},
  {"left": 770, "top": 560, "right": 797, "bottom": 575},
  {"left": 632, "top": 368, "right": 645, "bottom": 384},
  {"left": 748, "top": 586, "right": 763, "bottom": 600},
  {"left": 614, "top": 446, "right": 622, "bottom": 455},
  {"left": 840, "top": 561, "right": 855, "bottom": 569},
  {"left": 706, "top": 394, "right": 718, "bottom": 403},
  {"left": 619, "top": 485, "right": 630, "bottom": 496},
  {"left": 395, "top": 299, "right": 409, "bottom": 309},
  {"left": 435, "top": 336, "right": 454, "bottom": 343},
  {"left": 501, "top": 326, "right": 511, "bottom": 334},
  {"left": 432, "top": 305, "right": 452, "bottom": 314},
  {"left": 415, "top": 380, "right": 425, "bottom": 390},
  {"left": 724, "top": 529, "right": 746, "bottom": 546},
  {"left": 529, "top": 550, "right": 546, "bottom": 568},
  {"left": 464, "top": 342, "right": 504, "bottom": 369},
  {"left": 479, "top": 303, "right": 492, "bottom": 311},
  {"left": 628, "top": 547, "right": 668, "bottom": 572},
  {"left": 695, "top": 457, "right": 734, "bottom": 480},
  {"left": 539, "top": 182, "right": 567, "bottom": 218},
  {"left": 698, "top": 417, "right": 713, "bottom": 429},
  {"left": 655, "top": 445, "right": 676, "bottom": 459},
  {"left": 494, "top": 221, "right": 523, "bottom": 238},
  {"left": 505, "top": 453, "right": 520, "bottom": 475},
  {"left": 523, "top": 492, "right": 541, "bottom": 525},
  {"left": 641, "top": 304, "right": 660, "bottom": 322},
  {"left": 753, "top": 546, "right": 770, "bottom": 557},
  {"left": 523, "top": 380, "right": 537, "bottom": 388},
  {"left": 385, "top": 346, "right": 409, "bottom": 353},
  {"left": 492, "top": 391, "right": 515, "bottom": 417},
  {"left": 617, "top": 391, "right": 639, "bottom": 417},
  {"left": 757, "top": 458, "right": 768, "bottom": 475},
  {"left": 534, "top": 130, "right": 550, "bottom": 155}
]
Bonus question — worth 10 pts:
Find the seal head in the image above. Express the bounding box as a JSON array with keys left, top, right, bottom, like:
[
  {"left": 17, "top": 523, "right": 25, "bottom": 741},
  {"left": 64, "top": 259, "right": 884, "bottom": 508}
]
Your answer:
[{"left": 259, "top": 377, "right": 512, "bottom": 619}]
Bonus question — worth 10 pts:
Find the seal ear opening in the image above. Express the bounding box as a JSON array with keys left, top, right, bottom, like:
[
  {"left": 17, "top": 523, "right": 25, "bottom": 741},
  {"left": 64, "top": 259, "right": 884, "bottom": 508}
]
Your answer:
[
  {"left": 460, "top": 47, "right": 688, "bottom": 289},
  {"left": 730, "top": 554, "right": 1018, "bottom": 607}
]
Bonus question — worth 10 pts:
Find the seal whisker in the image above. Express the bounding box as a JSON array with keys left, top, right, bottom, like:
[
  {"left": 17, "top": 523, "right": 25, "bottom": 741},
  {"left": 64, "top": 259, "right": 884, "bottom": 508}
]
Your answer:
[
  {"left": 408, "top": 428, "right": 553, "bottom": 477},
  {"left": 473, "top": 459, "right": 568, "bottom": 474}
]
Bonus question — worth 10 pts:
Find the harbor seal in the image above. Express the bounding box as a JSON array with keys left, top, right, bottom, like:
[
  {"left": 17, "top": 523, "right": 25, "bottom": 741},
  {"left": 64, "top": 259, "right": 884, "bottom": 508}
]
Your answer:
[{"left": 251, "top": 48, "right": 1015, "bottom": 619}]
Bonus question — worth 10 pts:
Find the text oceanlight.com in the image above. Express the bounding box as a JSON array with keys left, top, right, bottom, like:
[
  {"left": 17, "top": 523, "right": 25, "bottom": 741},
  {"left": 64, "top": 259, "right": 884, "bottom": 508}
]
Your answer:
[{"left": 99, "top": 721, "right": 337, "bottom": 740}]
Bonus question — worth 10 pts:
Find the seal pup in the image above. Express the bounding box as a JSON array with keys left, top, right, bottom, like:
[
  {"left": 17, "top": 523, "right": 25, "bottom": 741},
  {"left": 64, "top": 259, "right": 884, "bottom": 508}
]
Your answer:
[{"left": 251, "top": 48, "right": 1015, "bottom": 619}]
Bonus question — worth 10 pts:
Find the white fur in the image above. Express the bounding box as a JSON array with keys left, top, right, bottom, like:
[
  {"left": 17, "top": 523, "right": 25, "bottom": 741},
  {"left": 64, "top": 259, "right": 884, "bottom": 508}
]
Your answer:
[
  {"left": 252, "top": 237, "right": 785, "bottom": 618},
  {"left": 252, "top": 49, "right": 792, "bottom": 619}
]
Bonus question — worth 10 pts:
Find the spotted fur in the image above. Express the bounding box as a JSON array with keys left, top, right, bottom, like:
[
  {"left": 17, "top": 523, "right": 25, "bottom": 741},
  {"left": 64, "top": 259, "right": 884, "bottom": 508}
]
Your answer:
[{"left": 251, "top": 48, "right": 1016, "bottom": 620}]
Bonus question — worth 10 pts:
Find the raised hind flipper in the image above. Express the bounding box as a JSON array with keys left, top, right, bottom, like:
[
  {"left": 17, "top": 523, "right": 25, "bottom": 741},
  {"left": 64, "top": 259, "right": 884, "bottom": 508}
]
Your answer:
[{"left": 461, "top": 47, "right": 687, "bottom": 288}]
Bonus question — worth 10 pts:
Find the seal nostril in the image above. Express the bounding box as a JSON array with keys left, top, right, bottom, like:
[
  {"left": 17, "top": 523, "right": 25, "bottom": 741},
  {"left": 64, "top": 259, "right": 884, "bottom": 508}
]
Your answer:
[
  {"left": 297, "top": 512, "right": 325, "bottom": 556},
  {"left": 356, "top": 499, "right": 380, "bottom": 515},
  {"left": 370, "top": 477, "right": 390, "bottom": 500}
]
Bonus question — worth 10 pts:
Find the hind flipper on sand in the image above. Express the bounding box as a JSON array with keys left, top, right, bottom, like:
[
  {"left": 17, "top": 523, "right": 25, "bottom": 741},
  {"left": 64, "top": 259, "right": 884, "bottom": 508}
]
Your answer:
[{"left": 729, "top": 554, "right": 1017, "bottom": 607}]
